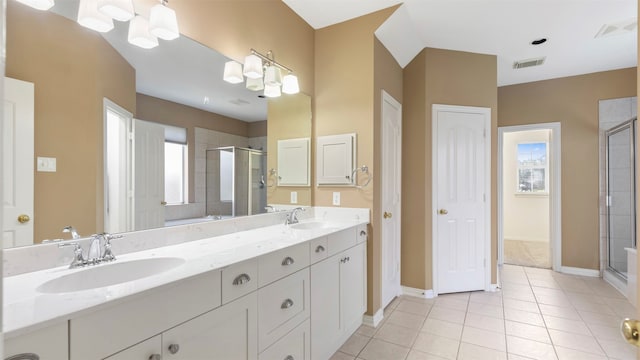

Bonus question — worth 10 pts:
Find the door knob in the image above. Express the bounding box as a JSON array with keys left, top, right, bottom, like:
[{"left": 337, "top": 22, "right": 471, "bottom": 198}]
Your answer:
[
  {"left": 622, "top": 318, "right": 640, "bottom": 346},
  {"left": 439, "top": 209, "right": 448, "bottom": 215},
  {"left": 384, "top": 212, "right": 392, "bottom": 219},
  {"left": 17, "top": 214, "right": 30, "bottom": 224}
]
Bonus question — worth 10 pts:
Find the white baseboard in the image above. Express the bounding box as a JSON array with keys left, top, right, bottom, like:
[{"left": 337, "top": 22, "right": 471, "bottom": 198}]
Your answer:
[
  {"left": 402, "top": 286, "right": 436, "bottom": 299},
  {"left": 486, "top": 283, "right": 499, "bottom": 292},
  {"left": 560, "top": 266, "right": 600, "bottom": 277},
  {"left": 603, "top": 270, "right": 627, "bottom": 297},
  {"left": 362, "top": 308, "right": 383, "bottom": 327}
]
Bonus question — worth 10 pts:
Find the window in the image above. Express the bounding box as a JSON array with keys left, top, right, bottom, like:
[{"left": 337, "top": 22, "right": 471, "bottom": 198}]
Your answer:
[
  {"left": 517, "top": 142, "right": 548, "bottom": 193},
  {"left": 163, "top": 125, "right": 188, "bottom": 204}
]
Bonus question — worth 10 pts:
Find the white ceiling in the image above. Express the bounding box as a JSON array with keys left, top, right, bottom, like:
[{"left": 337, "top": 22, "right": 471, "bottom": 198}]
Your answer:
[{"left": 283, "top": 0, "right": 637, "bottom": 86}]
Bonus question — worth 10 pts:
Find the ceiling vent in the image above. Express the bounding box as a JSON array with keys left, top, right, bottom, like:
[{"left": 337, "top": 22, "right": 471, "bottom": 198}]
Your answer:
[
  {"left": 595, "top": 18, "right": 638, "bottom": 38},
  {"left": 229, "top": 98, "right": 251, "bottom": 106},
  {"left": 513, "top": 57, "right": 546, "bottom": 69}
]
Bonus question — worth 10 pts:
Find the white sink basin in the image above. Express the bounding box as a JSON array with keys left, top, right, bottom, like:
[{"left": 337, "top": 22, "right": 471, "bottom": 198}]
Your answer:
[
  {"left": 37, "top": 257, "right": 185, "bottom": 294},
  {"left": 289, "top": 221, "right": 332, "bottom": 231}
]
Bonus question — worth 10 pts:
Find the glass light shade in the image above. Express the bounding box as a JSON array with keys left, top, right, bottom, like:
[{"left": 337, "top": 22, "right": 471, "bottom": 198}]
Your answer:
[
  {"left": 98, "top": 0, "right": 134, "bottom": 21},
  {"left": 282, "top": 74, "right": 300, "bottom": 94},
  {"left": 264, "top": 84, "right": 281, "bottom": 98},
  {"left": 149, "top": 4, "right": 180, "bottom": 40},
  {"left": 77, "top": 0, "right": 114, "bottom": 33},
  {"left": 128, "top": 16, "right": 159, "bottom": 49},
  {"left": 243, "top": 54, "right": 263, "bottom": 79},
  {"left": 246, "top": 77, "right": 264, "bottom": 91},
  {"left": 15, "top": 0, "right": 54, "bottom": 10},
  {"left": 264, "top": 66, "right": 282, "bottom": 87},
  {"left": 223, "top": 61, "right": 244, "bottom": 84}
]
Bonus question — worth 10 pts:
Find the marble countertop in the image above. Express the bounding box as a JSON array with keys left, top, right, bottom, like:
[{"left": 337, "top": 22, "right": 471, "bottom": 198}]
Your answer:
[{"left": 4, "top": 218, "right": 367, "bottom": 338}]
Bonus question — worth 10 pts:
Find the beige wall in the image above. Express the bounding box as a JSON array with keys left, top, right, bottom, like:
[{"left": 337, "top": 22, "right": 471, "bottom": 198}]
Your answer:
[
  {"left": 499, "top": 68, "right": 636, "bottom": 270},
  {"left": 315, "top": 7, "right": 399, "bottom": 314},
  {"left": 402, "top": 48, "right": 498, "bottom": 290},
  {"left": 136, "top": 93, "right": 254, "bottom": 203},
  {"left": 503, "top": 130, "right": 550, "bottom": 242},
  {"left": 7, "top": 2, "right": 136, "bottom": 242}
]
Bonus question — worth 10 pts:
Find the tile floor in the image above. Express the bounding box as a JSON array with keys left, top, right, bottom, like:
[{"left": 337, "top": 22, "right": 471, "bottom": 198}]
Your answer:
[{"left": 331, "top": 265, "right": 638, "bottom": 360}]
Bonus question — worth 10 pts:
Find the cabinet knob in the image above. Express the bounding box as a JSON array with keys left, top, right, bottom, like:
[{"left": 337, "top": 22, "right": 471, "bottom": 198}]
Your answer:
[
  {"left": 233, "top": 273, "right": 251, "bottom": 285},
  {"left": 149, "top": 355, "right": 162, "bottom": 360},
  {"left": 281, "top": 256, "right": 295, "bottom": 266},
  {"left": 168, "top": 344, "right": 180, "bottom": 354},
  {"left": 315, "top": 245, "right": 325, "bottom": 253},
  {"left": 281, "top": 298, "right": 294, "bottom": 309},
  {"left": 5, "top": 354, "right": 39, "bottom": 360},
  {"left": 284, "top": 356, "right": 294, "bottom": 360}
]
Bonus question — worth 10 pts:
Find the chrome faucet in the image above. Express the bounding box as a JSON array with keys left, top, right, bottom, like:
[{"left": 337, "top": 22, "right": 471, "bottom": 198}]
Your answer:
[
  {"left": 59, "top": 233, "right": 121, "bottom": 268},
  {"left": 62, "top": 225, "right": 80, "bottom": 240},
  {"left": 285, "top": 207, "right": 304, "bottom": 225}
]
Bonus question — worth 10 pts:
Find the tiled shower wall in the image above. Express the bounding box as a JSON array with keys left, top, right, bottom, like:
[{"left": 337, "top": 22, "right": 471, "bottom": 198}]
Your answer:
[
  {"left": 598, "top": 96, "right": 637, "bottom": 275},
  {"left": 165, "top": 128, "right": 266, "bottom": 221}
]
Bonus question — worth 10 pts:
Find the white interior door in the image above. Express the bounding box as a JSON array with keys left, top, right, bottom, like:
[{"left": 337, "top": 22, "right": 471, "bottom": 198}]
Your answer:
[
  {"left": 3, "top": 77, "right": 34, "bottom": 248},
  {"left": 433, "top": 104, "right": 490, "bottom": 294},
  {"left": 381, "top": 91, "right": 402, "bottom": 308},
  {"left": 134, "top": 119, "right": 165, "bottom": 230}
]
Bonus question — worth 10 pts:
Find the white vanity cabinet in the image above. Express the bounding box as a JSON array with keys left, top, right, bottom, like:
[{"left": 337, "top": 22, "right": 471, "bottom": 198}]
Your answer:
[
  {"left": 310, "top": 241, "right": 366, "bottom": 360},
  {"left": 4, "top": 322, "right": 68, "bottom": 360}
]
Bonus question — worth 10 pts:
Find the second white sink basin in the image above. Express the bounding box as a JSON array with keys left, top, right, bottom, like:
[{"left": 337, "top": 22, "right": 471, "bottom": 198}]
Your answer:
[
  {"left": 37, "top": 257, "right": 185, "bottom": 294},
  {"left": 289, "top": 221, "right": 333, "bottom": 231}
]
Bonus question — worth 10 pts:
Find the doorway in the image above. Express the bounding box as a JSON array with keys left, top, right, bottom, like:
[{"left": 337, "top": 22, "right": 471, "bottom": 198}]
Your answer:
[{"left": 498, "top": 123, "right": 561, "bottom": 271}]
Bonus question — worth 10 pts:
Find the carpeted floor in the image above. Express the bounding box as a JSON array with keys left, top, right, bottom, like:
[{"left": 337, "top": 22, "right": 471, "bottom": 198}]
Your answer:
[{"left": 504, "top": 239, "right": 551, "bottom": 268}]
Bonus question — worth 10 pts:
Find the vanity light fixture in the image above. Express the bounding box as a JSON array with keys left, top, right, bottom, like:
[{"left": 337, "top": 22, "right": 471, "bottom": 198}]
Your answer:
[
  {"left": 128, "top": 15, "right": 159, "bottom": 49},
  {"left": 77, "top": 0, "right": 114, "bottom": 33},
  {"left": 97, "top": 0, "right": 134, "bottom": 22},
  {"left": 149, "top": 0, "right": 180, "bottom": 41},
  {"left": 223, "top": 49, "right": 300, "bottom": 97},
  {"left": 15, "top": 0, "right": 54, "bottom": 11}
]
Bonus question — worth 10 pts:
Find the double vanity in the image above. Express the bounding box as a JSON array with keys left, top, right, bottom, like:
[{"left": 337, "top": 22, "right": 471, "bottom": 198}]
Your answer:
[{"left": 4, "top": 207, "right": 369, "bottom": 360}]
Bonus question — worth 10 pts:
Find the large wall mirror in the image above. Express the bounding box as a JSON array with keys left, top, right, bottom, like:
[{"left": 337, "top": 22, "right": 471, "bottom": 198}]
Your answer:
[{"left": 4, "top": 0, "right": 312, "bottom": 247}]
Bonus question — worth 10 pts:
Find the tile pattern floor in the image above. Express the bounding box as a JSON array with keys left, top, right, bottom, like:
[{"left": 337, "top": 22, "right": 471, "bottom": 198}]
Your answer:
[{"left": 331, "top": 265, "right": 638, "bottom": 360}]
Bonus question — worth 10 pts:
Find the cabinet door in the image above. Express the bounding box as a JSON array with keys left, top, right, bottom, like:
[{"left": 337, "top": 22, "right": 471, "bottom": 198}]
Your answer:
[
  {"left": 105, "top": 336, "right": 161, "bottom": 360},
  {"left": 5, "top": 322, "right": 68, "bottom": 360},
  {"left": 310, "top": 253, "right": 341, "bottom": 360},
  {"left": 340, "top": 242, "right": 366, "bottom": 332},
  {"left": 162, "top": 292, "right": 257, "bottom": 360},
  {"left": 316, "top": 133, "right": 355, "bottom": 185}
]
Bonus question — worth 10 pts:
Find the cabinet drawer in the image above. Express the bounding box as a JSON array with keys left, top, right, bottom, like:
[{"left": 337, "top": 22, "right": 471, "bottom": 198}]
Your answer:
[
  {"left": 309, "top": 236, "right": 328, "bottom": 264},
  {"left": 257, "top": 268, "right": 310, "bottom": 351},
  {"left": 259, "top": 319, "right": 310, "bottom": 360},
  {"left": 327, "top": 227, "right": 356, "bottom": 256},
  {"left": 70, "top": 270, "right": 222, "bottom": 360},
  {"left": 222, "top": 258, "right": 258, "bottom": 304},
  {"left": 258, "top": 242, "right": 309, "bottom": 287},
  {"left": 357, "top": 224, "right": 368, "bottom": 244},
  {"left": 105, "top": 335, "right": 161, "bottom": 360},
  {"left": 5, "top": 322, "right": 68, "bottom": 360}
]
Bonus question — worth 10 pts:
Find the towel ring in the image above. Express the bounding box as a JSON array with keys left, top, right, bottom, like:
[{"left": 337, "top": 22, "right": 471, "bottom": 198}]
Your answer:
[
  {"left": 351, "top": 165, "right": 372, "bottom": 189},
  {"left": 267, "top": 168, "right": 277, "bottom": 187}
]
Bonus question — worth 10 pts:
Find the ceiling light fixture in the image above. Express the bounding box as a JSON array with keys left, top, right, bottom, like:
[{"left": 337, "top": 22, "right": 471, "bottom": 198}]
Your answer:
[
  {"left": 77, "top": 0, "right": 114, "bottom": 33},
  {"left": 149, "top": 0, "right": 180, "bottom": 41},
  {"left": 223, "top": 49, "right": 300, "bottom": 98},
  {"left": 128, "top": 15, "right": 159, "bottom": 49},
  {"left": 97, "top": 0, "right": 134, "bottom": 22},
  {"left": 14, "top": 0, "right": 54, "bottom": 11}
]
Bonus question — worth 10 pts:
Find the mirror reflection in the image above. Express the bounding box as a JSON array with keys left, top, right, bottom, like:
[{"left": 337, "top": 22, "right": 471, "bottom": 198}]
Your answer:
[{"left": 4, "top": 0, "right": 311, "bottom": 247}]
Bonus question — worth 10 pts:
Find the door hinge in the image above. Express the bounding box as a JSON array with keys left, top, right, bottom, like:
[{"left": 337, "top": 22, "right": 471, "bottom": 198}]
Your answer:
[
  {"left": 483, "top": 193, "right": 486, "bottom": 202},
  {"left": 483, "top": 128, "right": 486, "bottom": 138},
  {"left": 484, "top": 258, "right": 486, "bottom": 268},
  {"left": 128, "top": 131, "right": 134, "bottom": 141}
]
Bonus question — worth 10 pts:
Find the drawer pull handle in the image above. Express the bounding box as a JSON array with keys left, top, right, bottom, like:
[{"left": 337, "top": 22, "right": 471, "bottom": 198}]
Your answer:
[
  {"left": 233, "top": 273, "right": 251, "bottom": 285},
  {"left": 149, "top": 355, "right": 162, "bottom": 360},
  {"left": 360, "top": 230, "right": 367, "bottom": 236},
  {"left": 341, "top": 256, "right": 351, "bottom": 263},
  {"left": 315, "top": 245, "right": 325, "bottom": 253},
  {"left": 284, "top": 356, "right": 294, "bottom": 360},
  {"left": 281, "top": 298, "right": 294, "bottom": 309},
  {"left": 6, "top": 354, "right": 39, "bottom": 360},
  {"left": 168, "top": 344, "right": 180, "bottom": 354},
  {"left": 281, "top": 256, "right": 295, "bottom": 266}
]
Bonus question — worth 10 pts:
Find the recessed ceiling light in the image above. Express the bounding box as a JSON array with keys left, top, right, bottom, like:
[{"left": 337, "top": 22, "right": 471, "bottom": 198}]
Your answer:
[{"left": 531, "top": 38, "right": 547, "bottom": 45}]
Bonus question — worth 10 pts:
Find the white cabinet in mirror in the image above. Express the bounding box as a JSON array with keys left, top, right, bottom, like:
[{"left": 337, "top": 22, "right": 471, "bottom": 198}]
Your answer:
[{"left": 277, "top": 137, "right": 311, "bottom": 186}]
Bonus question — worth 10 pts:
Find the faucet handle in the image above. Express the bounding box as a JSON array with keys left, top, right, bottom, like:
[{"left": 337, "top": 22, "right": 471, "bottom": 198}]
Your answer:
[{"left": 58, "top": 242, "right": 86, "bottom": 268}]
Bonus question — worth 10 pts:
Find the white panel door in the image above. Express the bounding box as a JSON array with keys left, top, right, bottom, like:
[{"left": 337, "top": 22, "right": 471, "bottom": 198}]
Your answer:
[
  {"left": 381, "top": 91, "right": 402, "bottom": 308},
  {"left": 434, "top": 105, "right": 489, "bottom": 294},
  {"left": 134, "top": 119, "right": 165, "bottom": 230},
  {"left": 3, "top": 77, "right": 34, "bottom": 248}
]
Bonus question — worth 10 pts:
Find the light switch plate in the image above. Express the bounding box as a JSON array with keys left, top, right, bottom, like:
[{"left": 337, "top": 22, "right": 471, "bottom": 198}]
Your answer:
[
  {"left": 332, "top": 192, "right": 340, "bottom": 206},
  {"left": 290, "top": 191, "right": 298, "bottom": 204},
  {"left": 37, "top": 157, "right": 57, "bottom": 172}
]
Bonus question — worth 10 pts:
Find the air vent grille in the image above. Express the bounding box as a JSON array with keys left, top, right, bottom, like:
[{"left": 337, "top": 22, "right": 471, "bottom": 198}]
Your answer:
[
  {"left": 229, "top": 98, "right": 250, "bottom": 106},
  {"left": 513, "top": 57, "right": 546, "bottom": 69},
  {"left": 595, "top": 18, "right": 637, "bottom": 38}
]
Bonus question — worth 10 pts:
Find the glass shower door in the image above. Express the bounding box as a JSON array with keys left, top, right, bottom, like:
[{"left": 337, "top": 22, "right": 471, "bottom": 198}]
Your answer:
[{"left": 606, "top": 119, "right": 636, "bottom": 278}]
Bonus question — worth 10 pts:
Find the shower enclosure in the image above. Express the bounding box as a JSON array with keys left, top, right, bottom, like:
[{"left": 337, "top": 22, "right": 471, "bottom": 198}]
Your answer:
[
  {"left": 206, "top": 147, "right": 267, "bottom": 218},
  {"left": 605, "top": 118, "right": 636, "bottom": 278}
]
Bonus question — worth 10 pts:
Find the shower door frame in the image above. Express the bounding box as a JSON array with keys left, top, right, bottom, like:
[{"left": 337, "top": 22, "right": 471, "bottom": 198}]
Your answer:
[{"left": 604, "top": 118, "right": 637, "bottom": 279}]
